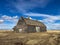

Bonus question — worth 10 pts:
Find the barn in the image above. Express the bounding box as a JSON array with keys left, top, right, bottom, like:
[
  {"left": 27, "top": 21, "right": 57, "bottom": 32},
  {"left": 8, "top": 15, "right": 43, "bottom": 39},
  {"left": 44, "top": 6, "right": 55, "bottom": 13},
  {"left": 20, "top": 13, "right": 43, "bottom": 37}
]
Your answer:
[{"left": 13, "top": 17, "right": 47, "bottom": 33}]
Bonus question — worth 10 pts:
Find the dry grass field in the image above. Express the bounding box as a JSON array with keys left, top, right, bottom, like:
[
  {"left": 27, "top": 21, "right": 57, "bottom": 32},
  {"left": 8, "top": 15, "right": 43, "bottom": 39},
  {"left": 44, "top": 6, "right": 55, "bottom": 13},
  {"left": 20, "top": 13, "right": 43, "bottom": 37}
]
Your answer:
[{"left": 0, "top": 30, "right": 60, "bottom": 45}]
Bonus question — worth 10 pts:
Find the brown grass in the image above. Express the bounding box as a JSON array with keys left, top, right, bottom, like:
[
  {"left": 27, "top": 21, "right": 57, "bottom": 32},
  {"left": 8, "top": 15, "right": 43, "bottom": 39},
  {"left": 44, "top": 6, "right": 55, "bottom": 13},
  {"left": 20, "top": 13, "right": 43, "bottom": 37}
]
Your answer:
[{"left": 0, "top": 30, "right": 60, "bottom": 45}]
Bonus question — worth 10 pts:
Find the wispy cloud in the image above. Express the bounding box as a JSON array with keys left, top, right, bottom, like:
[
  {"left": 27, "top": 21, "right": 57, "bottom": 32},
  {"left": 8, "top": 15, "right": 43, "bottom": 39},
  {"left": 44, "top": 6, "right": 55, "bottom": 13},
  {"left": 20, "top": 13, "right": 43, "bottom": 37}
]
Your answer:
[
  {"left": 25, "top": 13, "right": 60, "bottom": 23},
  {"left": 8, "top": 0, "right": 52, "bottom": 13},
  {"left": 24, "top": 13, "right": 60, "bottom": 30}
]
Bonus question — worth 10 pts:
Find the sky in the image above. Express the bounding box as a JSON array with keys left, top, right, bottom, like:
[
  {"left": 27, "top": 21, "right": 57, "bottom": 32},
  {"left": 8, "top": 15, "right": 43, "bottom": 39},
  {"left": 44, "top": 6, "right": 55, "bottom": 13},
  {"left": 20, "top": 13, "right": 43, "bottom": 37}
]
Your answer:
[{"left": 0, "top": 0, "right": 60, "bottom": 30}]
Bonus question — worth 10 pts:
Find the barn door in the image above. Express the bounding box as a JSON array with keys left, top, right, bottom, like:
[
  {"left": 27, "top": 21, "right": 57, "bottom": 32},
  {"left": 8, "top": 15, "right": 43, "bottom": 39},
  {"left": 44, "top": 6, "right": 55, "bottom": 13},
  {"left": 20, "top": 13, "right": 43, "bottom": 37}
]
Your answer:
[{"left": 36, "top": 27, "right": 40, "bottom": 32}]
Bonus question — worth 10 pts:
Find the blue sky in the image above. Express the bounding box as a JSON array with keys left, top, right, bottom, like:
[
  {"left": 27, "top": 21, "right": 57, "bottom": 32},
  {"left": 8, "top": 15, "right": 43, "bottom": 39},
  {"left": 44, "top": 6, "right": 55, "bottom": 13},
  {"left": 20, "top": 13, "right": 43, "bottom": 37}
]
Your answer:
[{"left": 0, "top": 0, "right": 60, "bottom": 30}]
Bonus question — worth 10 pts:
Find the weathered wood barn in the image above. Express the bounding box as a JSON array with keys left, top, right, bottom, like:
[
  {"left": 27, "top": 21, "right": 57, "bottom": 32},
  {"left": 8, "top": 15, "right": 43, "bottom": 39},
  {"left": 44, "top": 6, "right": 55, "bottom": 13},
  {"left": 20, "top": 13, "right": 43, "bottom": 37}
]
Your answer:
[{"left": 13, "top": 17, "right": 47, "bottom": 33}]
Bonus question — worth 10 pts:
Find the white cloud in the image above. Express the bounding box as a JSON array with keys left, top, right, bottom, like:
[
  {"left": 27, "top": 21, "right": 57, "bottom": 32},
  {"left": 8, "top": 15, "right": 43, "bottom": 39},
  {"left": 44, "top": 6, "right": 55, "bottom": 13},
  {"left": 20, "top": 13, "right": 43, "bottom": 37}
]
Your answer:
[
  {"left": 0, "top": 15, "right": 19, "bottom": 29},
  {"left": 0, "top": 20, "right": 4, "bottom": 23},
  {"left": 25, "top": 13, "right": 60, "bottom": 30},
  {"left": 13, "top": 16, "right": 18, "bottom": 19},
  {"left": 2, "top": 15, "right": 18, "bottom": 19},
  {"left": 46, "top": 23, "right": 60, "bottom": 30},
  {"left": 0, "top": 23, "right": 15, "bottom": 29},
  {"left": 25, "top": 13, "right": 60, "bottom": 23},
  {"left": 1, "top": 15, "right": 18, "bottom": 22},
  {"left": 2, "top": 15, "right": 12, "bottom": 20},
  {"left": 0, "top": 13, "right": 60, "bottom": 30}
]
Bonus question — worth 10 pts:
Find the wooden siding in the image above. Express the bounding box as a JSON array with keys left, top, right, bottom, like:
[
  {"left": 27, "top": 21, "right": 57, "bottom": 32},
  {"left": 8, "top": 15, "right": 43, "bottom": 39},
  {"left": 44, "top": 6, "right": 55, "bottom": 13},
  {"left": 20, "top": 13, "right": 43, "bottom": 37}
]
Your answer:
[{"left": 27, "top": 25, "right": 36, "bottom": 33}]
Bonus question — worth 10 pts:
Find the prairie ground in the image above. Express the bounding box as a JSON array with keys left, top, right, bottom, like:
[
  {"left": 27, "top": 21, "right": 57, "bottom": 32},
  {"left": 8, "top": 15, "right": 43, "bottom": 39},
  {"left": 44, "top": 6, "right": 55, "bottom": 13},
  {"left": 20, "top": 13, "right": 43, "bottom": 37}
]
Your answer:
[{"left": 0, "top": 30, "right": 60, "bottom": 45}]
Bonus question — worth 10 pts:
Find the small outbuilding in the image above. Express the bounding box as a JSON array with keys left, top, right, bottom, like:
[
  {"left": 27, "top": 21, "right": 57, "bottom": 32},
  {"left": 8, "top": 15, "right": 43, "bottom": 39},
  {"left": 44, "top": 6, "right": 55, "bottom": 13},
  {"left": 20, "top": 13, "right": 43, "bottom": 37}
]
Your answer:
[{"left": 13, "top": 17, "right": 47, "bottom": 33}]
